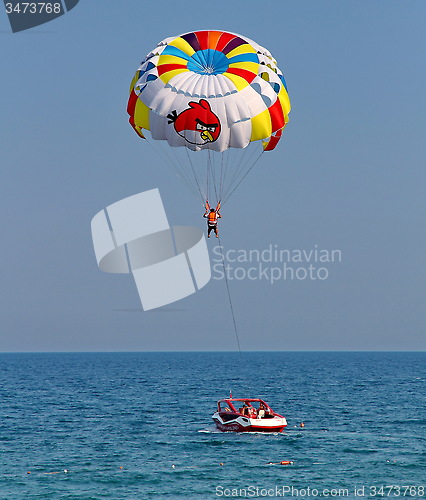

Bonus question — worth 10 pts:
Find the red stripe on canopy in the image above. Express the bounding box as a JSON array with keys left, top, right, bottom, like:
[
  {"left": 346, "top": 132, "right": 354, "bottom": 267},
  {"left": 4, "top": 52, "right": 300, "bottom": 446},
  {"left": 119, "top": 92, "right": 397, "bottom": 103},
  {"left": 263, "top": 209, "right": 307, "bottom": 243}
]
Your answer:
[
  {"left": 157, "top": 63, "right": 187, "bottom": 76},
  {"left": 268, "top": 99, "right": 285, "bottom": 132},
  {"left": 215, "top": 32, "right": 238, "bottom": 53},
  {"left": 194, "top": 30, "right": 210, "bottom": 50},
  {"left": 225, "top": 67, "right": 256, "bottom": 83}
]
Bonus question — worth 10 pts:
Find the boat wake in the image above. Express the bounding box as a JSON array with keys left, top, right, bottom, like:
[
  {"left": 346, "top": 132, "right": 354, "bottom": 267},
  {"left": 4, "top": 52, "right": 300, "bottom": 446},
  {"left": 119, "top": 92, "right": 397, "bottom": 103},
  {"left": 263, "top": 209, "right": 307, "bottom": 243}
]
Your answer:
[{"left": 198, "top": 427, "right": 222, "bottom": 433}]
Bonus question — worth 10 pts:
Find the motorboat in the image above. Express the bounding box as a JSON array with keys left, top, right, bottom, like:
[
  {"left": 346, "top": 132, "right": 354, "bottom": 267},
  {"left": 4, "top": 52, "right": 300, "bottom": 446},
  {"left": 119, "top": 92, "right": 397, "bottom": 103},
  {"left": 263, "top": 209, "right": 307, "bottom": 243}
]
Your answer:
[{"left": 212, "top": 397, "right": 287, "bottom": 432}]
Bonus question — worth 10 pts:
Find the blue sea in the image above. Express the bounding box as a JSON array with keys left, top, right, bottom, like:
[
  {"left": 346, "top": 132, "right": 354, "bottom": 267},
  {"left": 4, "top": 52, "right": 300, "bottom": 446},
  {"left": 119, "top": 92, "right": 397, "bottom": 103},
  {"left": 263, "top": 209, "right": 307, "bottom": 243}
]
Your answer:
[{"left": 0, "top": 352, "right": 424, "bottom": 499}]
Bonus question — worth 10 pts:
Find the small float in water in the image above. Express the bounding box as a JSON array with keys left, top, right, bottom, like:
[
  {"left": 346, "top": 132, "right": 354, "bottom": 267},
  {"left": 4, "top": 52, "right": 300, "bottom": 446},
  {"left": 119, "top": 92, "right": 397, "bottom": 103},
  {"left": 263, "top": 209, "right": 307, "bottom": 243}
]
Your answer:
[{"left": 212, "top": 397, "right": 287, "bottom": 433}]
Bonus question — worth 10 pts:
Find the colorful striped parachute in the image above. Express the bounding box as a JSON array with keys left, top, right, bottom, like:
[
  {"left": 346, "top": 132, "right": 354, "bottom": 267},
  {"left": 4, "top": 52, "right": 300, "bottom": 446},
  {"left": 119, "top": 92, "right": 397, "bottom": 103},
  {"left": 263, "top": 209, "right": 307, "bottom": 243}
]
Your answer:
[{"left": 127, "top": 30, "right": 291, "bottom": 205}]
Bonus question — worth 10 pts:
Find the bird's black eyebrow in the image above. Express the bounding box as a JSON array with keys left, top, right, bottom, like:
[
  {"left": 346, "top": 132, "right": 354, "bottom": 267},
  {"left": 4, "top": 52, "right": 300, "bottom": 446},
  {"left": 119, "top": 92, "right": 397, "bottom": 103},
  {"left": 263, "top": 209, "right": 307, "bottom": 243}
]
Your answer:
[{"left": 196, "top": 118, "right": 218, "bottom": 128}]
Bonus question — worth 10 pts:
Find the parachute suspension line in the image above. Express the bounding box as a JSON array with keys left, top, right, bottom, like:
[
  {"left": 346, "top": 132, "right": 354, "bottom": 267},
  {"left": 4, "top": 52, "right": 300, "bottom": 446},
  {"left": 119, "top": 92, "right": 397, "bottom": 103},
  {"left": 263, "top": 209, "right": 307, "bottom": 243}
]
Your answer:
[
  {"left": 184, "top": 146, "right": 207, "bottom": 205},
  {"left": 219, "top": 147, "right": 234, "bottom": 203},
  {"left": 217, "top": 147, "right": 231, "bottom": 202},
  {"left": 222, "top": 146, "right": 265, "bottom": 204},
  {"left": 221, "top": 144, "right": 254, "bottom": 203},
  {"left": 217, "top": 233, "right": 242, "bottom": 358},
  {"left": 206, "top": 152, "right": 210, "bottom": 204},
  {"left": 221, "top": 144, "right": 262, "bottom": 203},
  {"left": 167, "top": 148, "right": 204, "bottom": 206},
  {"left": 207, "top": 150, "right": 215, "bottom": 203},
  {"left": 167, "top": 144, "right": 203, "bottom": 201},
  {"left": 145, "top": 136, "right": 184, "bottom": 184},
  {"left": 187, "top": 147, "right": 207, "bottom": 203},
  {"left": 219, "top": 149, "right": 226, "bottom": 201},
  {"left": 208, "top": 149, "right": 220, "bottom": 204},
  {"left": 144, "top": 136, "right": 203, "bottom": 205},
  {"left": 146, "top": 138, "right": 200, "bottom": 204},
  {"left": 224, "top": 145, "right": 250, "bottom": 194}
]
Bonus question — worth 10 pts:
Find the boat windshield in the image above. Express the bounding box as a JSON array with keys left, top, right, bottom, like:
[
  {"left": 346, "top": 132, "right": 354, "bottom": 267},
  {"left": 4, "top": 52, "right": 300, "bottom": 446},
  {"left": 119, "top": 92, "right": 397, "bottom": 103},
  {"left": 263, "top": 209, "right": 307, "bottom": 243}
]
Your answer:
[
  {"left": 218, "top": 401, "right": 233, "bottom": 412},
  {"left": 218, "top": 399, "right": 274, "bottom": 416},
  {"left": 242, "top": 400, "right": 272, "bottom": 416}
]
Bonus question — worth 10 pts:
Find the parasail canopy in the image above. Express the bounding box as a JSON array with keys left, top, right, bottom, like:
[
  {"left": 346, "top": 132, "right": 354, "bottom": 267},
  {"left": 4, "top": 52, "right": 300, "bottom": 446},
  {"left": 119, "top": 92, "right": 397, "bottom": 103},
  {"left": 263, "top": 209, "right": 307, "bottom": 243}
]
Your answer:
[{"left": 127, "top": 30, "right": 291, "bottom": 204}]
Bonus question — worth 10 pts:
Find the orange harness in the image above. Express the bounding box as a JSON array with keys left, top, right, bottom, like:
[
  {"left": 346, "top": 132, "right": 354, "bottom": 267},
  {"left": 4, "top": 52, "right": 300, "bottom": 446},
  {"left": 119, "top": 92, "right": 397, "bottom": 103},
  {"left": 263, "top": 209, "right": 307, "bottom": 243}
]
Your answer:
[{"left": 208, "top": 212, "right": 217, "bottom": 224}]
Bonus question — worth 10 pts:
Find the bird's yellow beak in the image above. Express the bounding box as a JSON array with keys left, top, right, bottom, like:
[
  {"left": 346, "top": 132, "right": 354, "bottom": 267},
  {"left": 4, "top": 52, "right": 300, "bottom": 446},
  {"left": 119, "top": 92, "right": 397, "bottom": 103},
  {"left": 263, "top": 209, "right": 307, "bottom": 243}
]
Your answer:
[{"left": 201, "top": 130, "right": 214, "bottom": 142}]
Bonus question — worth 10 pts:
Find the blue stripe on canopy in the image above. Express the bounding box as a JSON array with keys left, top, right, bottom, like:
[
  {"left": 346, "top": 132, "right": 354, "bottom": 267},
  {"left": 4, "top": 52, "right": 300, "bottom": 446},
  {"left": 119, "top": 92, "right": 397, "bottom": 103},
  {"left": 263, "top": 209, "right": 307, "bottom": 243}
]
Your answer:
[
  {"left": 162, "top": 45, "right": 193, "bottom": 62},
  {"left": 226, "top": 53, "right": 259, "bottom": 64}
]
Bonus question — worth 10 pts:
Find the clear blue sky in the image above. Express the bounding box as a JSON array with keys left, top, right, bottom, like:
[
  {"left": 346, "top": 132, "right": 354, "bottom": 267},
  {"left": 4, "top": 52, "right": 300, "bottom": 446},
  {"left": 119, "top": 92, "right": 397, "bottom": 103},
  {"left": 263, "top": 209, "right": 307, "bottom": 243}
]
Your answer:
[{"left": 1, "top": 1, "right": 425, "bottom": 352}]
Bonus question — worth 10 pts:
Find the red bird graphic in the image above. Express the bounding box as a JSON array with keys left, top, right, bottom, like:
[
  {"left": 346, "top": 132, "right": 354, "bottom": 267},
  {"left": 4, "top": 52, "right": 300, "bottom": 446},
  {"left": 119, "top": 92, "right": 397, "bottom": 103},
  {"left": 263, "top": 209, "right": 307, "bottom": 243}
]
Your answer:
[{"left": 167, "top": 99, "right": 221, "bottom": 145}]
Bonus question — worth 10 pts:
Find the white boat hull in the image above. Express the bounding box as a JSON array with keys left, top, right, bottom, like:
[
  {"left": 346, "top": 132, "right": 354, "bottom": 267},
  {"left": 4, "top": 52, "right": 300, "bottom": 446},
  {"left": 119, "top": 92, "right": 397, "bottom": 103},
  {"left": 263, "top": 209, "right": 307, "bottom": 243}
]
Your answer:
[{"left": 212, "top": 411, "right": 287, "bottom": 433}]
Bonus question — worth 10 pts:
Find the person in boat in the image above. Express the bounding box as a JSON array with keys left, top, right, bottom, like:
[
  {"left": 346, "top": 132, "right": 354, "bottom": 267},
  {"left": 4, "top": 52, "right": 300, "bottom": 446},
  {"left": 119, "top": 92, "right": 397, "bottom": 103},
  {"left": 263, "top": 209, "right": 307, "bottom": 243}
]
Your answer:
[
  {"left": 243, "top": 403, "right": 257, "bottom": 418},
  {"left": 257, "top": 403, "right": 266, "bottom": 418},
  {"left": 249, "top": 406, "right": 257, "bottom": 418},
  {"left": 240, "top": 403, "right": 249, "bottom": 416},
  {"left": 203, "top": 207, "right": 221, "bottom": 238}
]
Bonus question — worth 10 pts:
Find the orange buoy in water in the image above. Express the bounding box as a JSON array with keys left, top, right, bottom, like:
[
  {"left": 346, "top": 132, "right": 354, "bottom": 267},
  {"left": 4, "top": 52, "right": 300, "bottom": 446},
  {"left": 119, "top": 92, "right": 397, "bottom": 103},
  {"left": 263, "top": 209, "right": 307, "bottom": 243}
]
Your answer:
[{"left": 280, "top": 461, "right": 294, "bottom": 465}]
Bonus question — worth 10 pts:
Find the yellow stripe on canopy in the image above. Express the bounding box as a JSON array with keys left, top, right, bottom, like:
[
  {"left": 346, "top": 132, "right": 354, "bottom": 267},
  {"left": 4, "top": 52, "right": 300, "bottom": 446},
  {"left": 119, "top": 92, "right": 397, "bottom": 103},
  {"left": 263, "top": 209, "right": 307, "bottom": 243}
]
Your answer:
[
  {"left": 228, "top": 62, "right": 259, "bottom": 74},
  {"left": 250, "top": 108, "right": 272, "bottom": 142},
  {"left": 158, "top": 54, "right": 189, "bottom": 66},
  {"left": 169, "top": 37, "right": 196, "bottom": 56},
  {"left": 159, "top": 68, "right": 189, "bottom": 84},
  {"left": 133, "top": 99, "right": 151, "bottom": 131},
  {"left": 222, "top": 72, "right": 248, "bottom": 91},
  {"left": 226, "top": 44, "right": 257, "bottom": 58},
  {"left": 129, "top": 72, "right": 139, "bottom": 94},
  {"left": 278, "top": 86, "right": 291, "bottom": 116},
  {"left": 134, "top": 126, "right": 146, "bottom": 139}
]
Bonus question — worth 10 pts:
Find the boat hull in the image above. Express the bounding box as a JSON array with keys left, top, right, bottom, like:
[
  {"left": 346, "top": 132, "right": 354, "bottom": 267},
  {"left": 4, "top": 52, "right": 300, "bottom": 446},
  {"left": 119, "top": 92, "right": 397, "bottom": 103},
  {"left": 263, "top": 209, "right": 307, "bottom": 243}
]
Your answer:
[{"left": 212, "top": 412, "right": 287, "bottom": 433}]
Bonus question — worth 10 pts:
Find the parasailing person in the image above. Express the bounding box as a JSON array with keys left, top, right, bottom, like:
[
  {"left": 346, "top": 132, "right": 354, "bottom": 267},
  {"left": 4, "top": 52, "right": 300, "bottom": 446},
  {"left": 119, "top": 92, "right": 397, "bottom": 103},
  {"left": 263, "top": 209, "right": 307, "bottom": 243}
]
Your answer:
[{"left": 203, "top": 201, "right": 221, "bottom": 238}]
